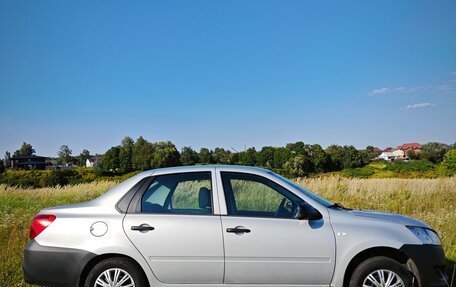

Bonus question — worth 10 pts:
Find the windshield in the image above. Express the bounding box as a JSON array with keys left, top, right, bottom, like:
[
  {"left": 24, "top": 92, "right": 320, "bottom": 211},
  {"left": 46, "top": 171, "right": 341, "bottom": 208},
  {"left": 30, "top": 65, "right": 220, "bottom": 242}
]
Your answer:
[{"left": 269, "top": 172, "right": 333, "bottom": 207}]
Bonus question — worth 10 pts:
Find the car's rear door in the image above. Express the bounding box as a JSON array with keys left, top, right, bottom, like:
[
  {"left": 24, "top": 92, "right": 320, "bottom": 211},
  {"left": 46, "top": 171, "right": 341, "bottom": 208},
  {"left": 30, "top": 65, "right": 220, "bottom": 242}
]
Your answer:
[
  {"left": 123, "top": 169, "right": 224, "bottom": 284},
  {"left": 217, "top": 170, "right": 336, "bottom": 285}
]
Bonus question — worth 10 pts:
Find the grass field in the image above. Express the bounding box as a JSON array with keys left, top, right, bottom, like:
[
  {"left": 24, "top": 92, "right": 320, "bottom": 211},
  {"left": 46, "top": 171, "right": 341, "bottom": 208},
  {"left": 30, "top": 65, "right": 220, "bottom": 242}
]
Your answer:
[{"left": 0, "top": 177, "right": 455, "bottom": 286}]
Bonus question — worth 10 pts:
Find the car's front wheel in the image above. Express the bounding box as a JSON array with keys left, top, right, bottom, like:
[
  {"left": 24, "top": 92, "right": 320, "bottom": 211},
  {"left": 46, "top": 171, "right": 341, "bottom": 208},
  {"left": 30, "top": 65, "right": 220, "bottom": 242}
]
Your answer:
[
  {"left": 349, "top": 256, "right": 413, "bottom": 287},
  {"left": 84, "top": 257, "right": 147, "bottom": 287}
]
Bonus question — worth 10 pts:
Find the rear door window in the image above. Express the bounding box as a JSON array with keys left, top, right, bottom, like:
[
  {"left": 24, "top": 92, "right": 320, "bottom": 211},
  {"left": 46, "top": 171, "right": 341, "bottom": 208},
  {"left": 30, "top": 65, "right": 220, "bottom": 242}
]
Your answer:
[{"left": 141, "top": 172, "right": 212, "bottom": 215}]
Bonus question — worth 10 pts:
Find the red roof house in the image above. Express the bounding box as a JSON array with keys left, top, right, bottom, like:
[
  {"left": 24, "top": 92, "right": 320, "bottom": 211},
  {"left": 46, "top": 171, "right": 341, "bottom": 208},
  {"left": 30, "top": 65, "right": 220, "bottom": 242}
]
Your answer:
[{"left": 397, "top": 143, "right": 422, "bottom": 151}]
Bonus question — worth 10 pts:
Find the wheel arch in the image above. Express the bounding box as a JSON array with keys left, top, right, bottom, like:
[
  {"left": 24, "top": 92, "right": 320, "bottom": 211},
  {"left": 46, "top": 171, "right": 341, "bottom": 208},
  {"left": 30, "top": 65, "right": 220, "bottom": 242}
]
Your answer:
[
  {"left": 78, "top": 253, "right": 150, "bottom": 287},
  {"left": 342, "top": 246, "right": 412, "bottom": 287}
]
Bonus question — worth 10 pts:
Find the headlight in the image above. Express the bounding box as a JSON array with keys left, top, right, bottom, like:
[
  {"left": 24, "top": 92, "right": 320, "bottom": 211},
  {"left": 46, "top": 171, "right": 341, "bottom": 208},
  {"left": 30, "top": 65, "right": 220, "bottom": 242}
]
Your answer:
[{"left": 407, "top": 226, "right": 441, "bottom": 245}]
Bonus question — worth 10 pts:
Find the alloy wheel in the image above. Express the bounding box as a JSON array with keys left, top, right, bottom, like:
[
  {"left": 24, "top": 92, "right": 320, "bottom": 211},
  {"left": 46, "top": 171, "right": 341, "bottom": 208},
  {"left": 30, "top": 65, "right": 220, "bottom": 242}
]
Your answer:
[
  {"left": 362, "top": 269, "right": 405, "bottom": 287},
  {"left": 94, "top": 268, "right": 135, "bottom": 287}
]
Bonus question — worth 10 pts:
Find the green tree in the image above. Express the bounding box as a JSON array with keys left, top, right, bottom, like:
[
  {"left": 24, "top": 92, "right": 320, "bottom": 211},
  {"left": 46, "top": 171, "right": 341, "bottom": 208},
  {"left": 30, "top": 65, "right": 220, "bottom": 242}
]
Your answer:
[
  {"left": 102, "top": 146, "right": 121, "bottom": 172},
  {"left": 198, "top": 148, "right": 213, "bottom": 164},
  {"left": 326, "top": 145, "right": 344, "bottom": 170},
  {"left": 441, "top": 150, "right": 456, "bottom": 176},
  {"left": 213, "top": 148, "right": 231, "bottom": 164},
  {"left": 360, "top": 146, "right": 381, "bottom": 164},
  {"left": 258, "top": 146, "right": 275, "bottom": 167},
  {"left": 273, "top": 147, "right": 292, "bottom": 169},
  {"left": 406, "top": 149, "right": 419, "bottom": 160},
  {"left": 341, "top": 145, "right": 363, "bottom": 169},
  {"left": 4, "top": 151, "right": 11, "bottom": 168},
  {"left": 119, "top": 136, "right": 134, "bottom": 172},
  {"left": 420, "top": 142, "right": 450, "bottom": 163},
  {"left": 132, "top": 136, "right": 154, "bottom": 170},
  {"left": 78, "top": 149, "right": 91, "bottom": 167},
  {"left": 326, "top": 145, "right": 362, "bottom": 170},
  {"left": 238, "top": 147, "right": 258, "bottom": 166},
  {"left": 283, "top": 154, "right": 314, "bottom": 177},
  {"left": 230, "top": 152, "right": 240, "bottom": 165},
  {"left": 286, "top": 141, "right": 306, "bottom": 155},
  {"left": 14, "top": 142, "right": 35, "bottom": 156},
  {"left": 181, "top": 146, "right": 199, "bottom": 165},
  {"left": 307, "top": 144, "right": 331, "bottom": 172},
  {"left": 57, "top": 145, "right": 73, "bottom": 165},
  {"left": 0, "top": 158, "right": 5, "bottom": 173},
  {"left": 151, "top": 141, "right": 181, "bottom": 168}
]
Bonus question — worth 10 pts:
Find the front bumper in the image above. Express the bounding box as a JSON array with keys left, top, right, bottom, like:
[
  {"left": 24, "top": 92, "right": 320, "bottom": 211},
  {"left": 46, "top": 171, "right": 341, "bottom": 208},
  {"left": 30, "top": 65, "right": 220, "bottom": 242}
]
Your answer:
[
  {"left": 400, "top": 244, "right": 448, "bottom": 287},
  {"left": 23, "top": 240, "right": 96, "bottom": 287}
]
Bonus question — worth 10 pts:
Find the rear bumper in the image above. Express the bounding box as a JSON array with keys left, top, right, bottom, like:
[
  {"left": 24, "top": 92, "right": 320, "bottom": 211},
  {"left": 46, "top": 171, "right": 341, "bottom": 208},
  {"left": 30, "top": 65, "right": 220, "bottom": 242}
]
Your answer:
[
  {"left": 23, "top": 240, "right": 96, "bottom": 287},
  {"left": 400, "top": 244, "right": 448, "bottom": 287}
]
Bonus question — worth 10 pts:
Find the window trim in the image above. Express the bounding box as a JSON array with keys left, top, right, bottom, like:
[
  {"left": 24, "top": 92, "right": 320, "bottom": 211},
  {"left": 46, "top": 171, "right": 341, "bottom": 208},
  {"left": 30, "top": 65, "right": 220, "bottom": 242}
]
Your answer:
[
  {"left": 220, "top": 171, "right": 305, "bottom": 220},
  {"left": 127, "top": 171, "right": 216, "bottom": 216}
]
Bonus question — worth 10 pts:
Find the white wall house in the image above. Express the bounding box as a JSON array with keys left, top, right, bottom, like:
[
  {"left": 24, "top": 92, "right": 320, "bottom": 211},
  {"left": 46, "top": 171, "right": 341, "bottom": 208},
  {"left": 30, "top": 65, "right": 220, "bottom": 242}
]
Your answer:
[
  {"left": 86, "top": 156, "right": 102, "bottom": 168},
  {"left": 86, "top": 158, "right": 95, "bottom": 168},
  {"left": 377, "top": 152, "right": 396, "bottom": 161},
  {"left": 392, "top": 149, "right": 405, "bottom": 159}
]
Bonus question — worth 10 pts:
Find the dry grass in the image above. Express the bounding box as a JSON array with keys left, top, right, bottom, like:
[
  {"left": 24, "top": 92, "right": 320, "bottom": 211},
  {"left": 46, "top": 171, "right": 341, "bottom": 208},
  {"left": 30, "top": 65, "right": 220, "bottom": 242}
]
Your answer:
[
  {"left": 0, "top": 181, "right": 117, "bottom": 287},
  {"left": 296, "top": 176, "right": 456, "bottom": 262},
  {"left": 0, "top": 177, "right": 455, "bottom": 286}
]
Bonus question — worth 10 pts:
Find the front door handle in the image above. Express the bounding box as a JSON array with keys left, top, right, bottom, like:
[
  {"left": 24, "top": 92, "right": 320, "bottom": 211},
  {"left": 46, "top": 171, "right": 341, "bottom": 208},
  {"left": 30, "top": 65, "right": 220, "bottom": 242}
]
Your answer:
[
  {"left": 131, "top": 224, "right": 155, "bottom": 232},
  {"left": 226, "top": 226, "right": 251, "bottom": 234}
]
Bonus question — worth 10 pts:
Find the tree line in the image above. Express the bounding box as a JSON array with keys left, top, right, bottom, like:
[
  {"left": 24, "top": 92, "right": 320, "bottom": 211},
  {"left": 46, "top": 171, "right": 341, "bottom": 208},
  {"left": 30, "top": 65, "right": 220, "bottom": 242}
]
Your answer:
[{"left": 2, "top": 137, "right": 455, "bottom": 177}]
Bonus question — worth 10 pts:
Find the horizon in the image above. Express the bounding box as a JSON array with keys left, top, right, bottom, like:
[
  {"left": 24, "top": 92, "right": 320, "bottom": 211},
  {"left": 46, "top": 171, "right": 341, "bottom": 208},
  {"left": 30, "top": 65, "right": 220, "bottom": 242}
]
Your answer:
[
  {"left": 4, "top": 136, "right": 453, "bottom": 158},
  {"left": 1, "top": 1, "right": 455, "bottom": 157}
]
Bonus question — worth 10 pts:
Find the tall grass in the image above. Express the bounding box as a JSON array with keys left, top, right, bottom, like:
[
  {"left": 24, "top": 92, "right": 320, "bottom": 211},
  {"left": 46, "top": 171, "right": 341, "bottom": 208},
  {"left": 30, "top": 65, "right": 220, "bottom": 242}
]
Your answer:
[
  {"left": 0, "top": 177, "right": 454, "bottom": 286},
  {"left": 0, "top": 181, "right": 117, "bottom": 286}
]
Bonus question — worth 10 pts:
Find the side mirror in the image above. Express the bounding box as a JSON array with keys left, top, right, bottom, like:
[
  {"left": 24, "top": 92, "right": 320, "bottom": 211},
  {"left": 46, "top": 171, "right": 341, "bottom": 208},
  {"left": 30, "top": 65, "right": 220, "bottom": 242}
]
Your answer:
[{"left": 295, "top": 204, "right": 322, "bottom": 221}]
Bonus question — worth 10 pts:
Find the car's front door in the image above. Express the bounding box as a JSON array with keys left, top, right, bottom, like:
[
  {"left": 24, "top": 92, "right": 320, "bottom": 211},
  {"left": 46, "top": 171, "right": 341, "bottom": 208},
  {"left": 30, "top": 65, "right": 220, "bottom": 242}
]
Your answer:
[
  {"left": 123, "top": 171, "right": 224, "bottom": 284},
  {"left": 219, "top": 171, "right": 335, "bottom": 285}
]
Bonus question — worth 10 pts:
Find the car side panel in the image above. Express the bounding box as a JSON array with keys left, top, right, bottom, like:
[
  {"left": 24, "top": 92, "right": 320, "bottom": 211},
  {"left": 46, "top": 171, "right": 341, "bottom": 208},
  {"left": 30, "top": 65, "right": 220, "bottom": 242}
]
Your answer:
[
  {"left": 32, "top": 208, "right": 159, "bottom": 286},
  {"left": 328, "top": 210, "right": 422, "bottom": 287}
]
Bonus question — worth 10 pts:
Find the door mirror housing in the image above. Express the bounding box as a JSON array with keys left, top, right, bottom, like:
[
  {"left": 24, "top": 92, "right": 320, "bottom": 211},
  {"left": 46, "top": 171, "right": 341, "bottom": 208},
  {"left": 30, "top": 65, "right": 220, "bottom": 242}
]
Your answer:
[{"left": 294, "top": 204, "right": 322, "bottom": 220}]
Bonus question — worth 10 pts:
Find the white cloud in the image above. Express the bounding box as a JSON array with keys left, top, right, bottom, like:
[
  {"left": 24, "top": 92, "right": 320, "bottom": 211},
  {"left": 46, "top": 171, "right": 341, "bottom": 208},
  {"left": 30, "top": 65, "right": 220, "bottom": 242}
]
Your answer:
[
  {"left": 368, "top": 87, "right": 390, "bottom": 95},
  {"left": 405, "top": 102, "right": 435, "bottom": 109},
  {"left": 368, "top": 74, "right": 456, "bottom": 98},
  {"left": 368, "top": 86, "right": 407, "bottom": 96}
]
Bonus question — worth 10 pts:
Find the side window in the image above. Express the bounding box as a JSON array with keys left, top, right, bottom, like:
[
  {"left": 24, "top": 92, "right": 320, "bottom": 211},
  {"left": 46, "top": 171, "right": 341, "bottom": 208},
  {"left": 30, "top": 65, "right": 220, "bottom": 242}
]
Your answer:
[
  {"left": 221, "top": 172, "right": 304, "bottom": 219},
  {"left": 141, "top": 172, "right": 212, "bottom": 215}
]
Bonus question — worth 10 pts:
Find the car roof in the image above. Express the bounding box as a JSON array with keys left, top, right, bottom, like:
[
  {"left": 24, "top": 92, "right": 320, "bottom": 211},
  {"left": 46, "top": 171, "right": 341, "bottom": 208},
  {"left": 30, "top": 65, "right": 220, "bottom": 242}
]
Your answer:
[{"left": 147, "top": 165, "right": 271, "bottom": 174}]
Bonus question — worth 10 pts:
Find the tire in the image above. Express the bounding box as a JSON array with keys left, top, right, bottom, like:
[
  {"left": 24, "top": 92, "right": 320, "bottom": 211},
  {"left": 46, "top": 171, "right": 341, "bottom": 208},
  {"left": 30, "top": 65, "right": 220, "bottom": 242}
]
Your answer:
[
  {"left": 349, "top": 256, "right": 413, "bottom": 287},
  {"left": 84, "top": 257, "right": 147, "bottom": 287}
]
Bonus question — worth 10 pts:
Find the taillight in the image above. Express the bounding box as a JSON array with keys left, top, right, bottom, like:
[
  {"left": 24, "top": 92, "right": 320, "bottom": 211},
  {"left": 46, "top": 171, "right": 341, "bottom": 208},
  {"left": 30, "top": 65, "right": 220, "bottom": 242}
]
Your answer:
[{"left": 29, "top": 214, "right": 56, "bottom": 240}]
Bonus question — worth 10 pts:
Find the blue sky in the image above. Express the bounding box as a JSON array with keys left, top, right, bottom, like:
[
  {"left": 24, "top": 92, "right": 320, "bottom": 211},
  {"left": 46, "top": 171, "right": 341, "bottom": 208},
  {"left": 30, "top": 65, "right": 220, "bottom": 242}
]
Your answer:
[{"left": 1, "top": 1, "right": 455, "bottom": 157}]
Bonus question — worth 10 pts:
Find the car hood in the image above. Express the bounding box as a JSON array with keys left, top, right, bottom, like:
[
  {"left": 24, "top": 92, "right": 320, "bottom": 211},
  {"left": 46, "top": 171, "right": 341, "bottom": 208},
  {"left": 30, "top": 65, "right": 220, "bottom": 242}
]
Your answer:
[{"left": 348, "top": 209, "right": 430, "bottom": 229}]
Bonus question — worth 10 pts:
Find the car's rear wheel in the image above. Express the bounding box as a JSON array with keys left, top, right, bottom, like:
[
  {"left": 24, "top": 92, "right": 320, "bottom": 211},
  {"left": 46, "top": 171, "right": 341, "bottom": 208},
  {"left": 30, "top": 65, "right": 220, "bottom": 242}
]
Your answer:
[
  {"left": 349, "top": 256, "right": 413, "bottom": 287},
  {"left": 84, "top": 257, "right": 147, "bottom": 287}
]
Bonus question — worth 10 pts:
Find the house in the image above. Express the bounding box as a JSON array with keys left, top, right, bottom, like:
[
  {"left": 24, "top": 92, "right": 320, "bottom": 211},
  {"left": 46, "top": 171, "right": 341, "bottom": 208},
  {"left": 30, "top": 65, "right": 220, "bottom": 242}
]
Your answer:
[
  {"left": 377, "top": 152, "right": 396, "bottom": 161},
  {"left": 11, "top": 155, "right": 46, "bottom": 170},
  {"left": 86, "top": 156, "right": 102, "bottom": 168},
  {"left": 397, "top": 143, "right": 422, "bottom": 152},
  {"left": 392, "top": 149, "right": 405, "bottom": 159},
  {"left": 383, "top": 147, "right": 393, "bottom": 152}
]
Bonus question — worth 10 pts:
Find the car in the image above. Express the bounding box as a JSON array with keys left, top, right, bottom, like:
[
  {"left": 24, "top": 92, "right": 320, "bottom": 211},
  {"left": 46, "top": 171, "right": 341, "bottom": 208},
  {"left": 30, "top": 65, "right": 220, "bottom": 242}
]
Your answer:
[{"left": 23, "top": 165, "right": 447, "bottom": 287}]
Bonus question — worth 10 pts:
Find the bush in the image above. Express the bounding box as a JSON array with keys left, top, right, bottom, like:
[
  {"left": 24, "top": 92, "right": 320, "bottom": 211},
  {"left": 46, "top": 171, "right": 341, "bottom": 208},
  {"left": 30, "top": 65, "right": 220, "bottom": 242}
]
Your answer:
[
  {"left": 44, "top": 170, "right": 71, "bottom": 186},
  {"left": 387, "top": 160, "right": 435, "bottom": 173},
  {"left": 0, "top": 168, "right": 139, "bottom": 188},
  {"left": 0, "top": 168, "right": 99, "bottom": 188},
  {"left": 441, "top": 150, "right": 456, "bottom": 176},
  {"left": 342, "top": 167, "right": 375, "bottom": 178}
]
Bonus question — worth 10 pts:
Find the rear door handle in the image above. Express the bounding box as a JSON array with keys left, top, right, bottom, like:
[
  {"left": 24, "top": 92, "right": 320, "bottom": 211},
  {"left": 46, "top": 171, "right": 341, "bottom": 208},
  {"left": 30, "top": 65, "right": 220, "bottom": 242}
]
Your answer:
[
  {"left": 226, "top": 226, "right": 251, "bottom": 234},
  {"left": 131, "top": 224, "right": 155, "bottom": 232}
]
